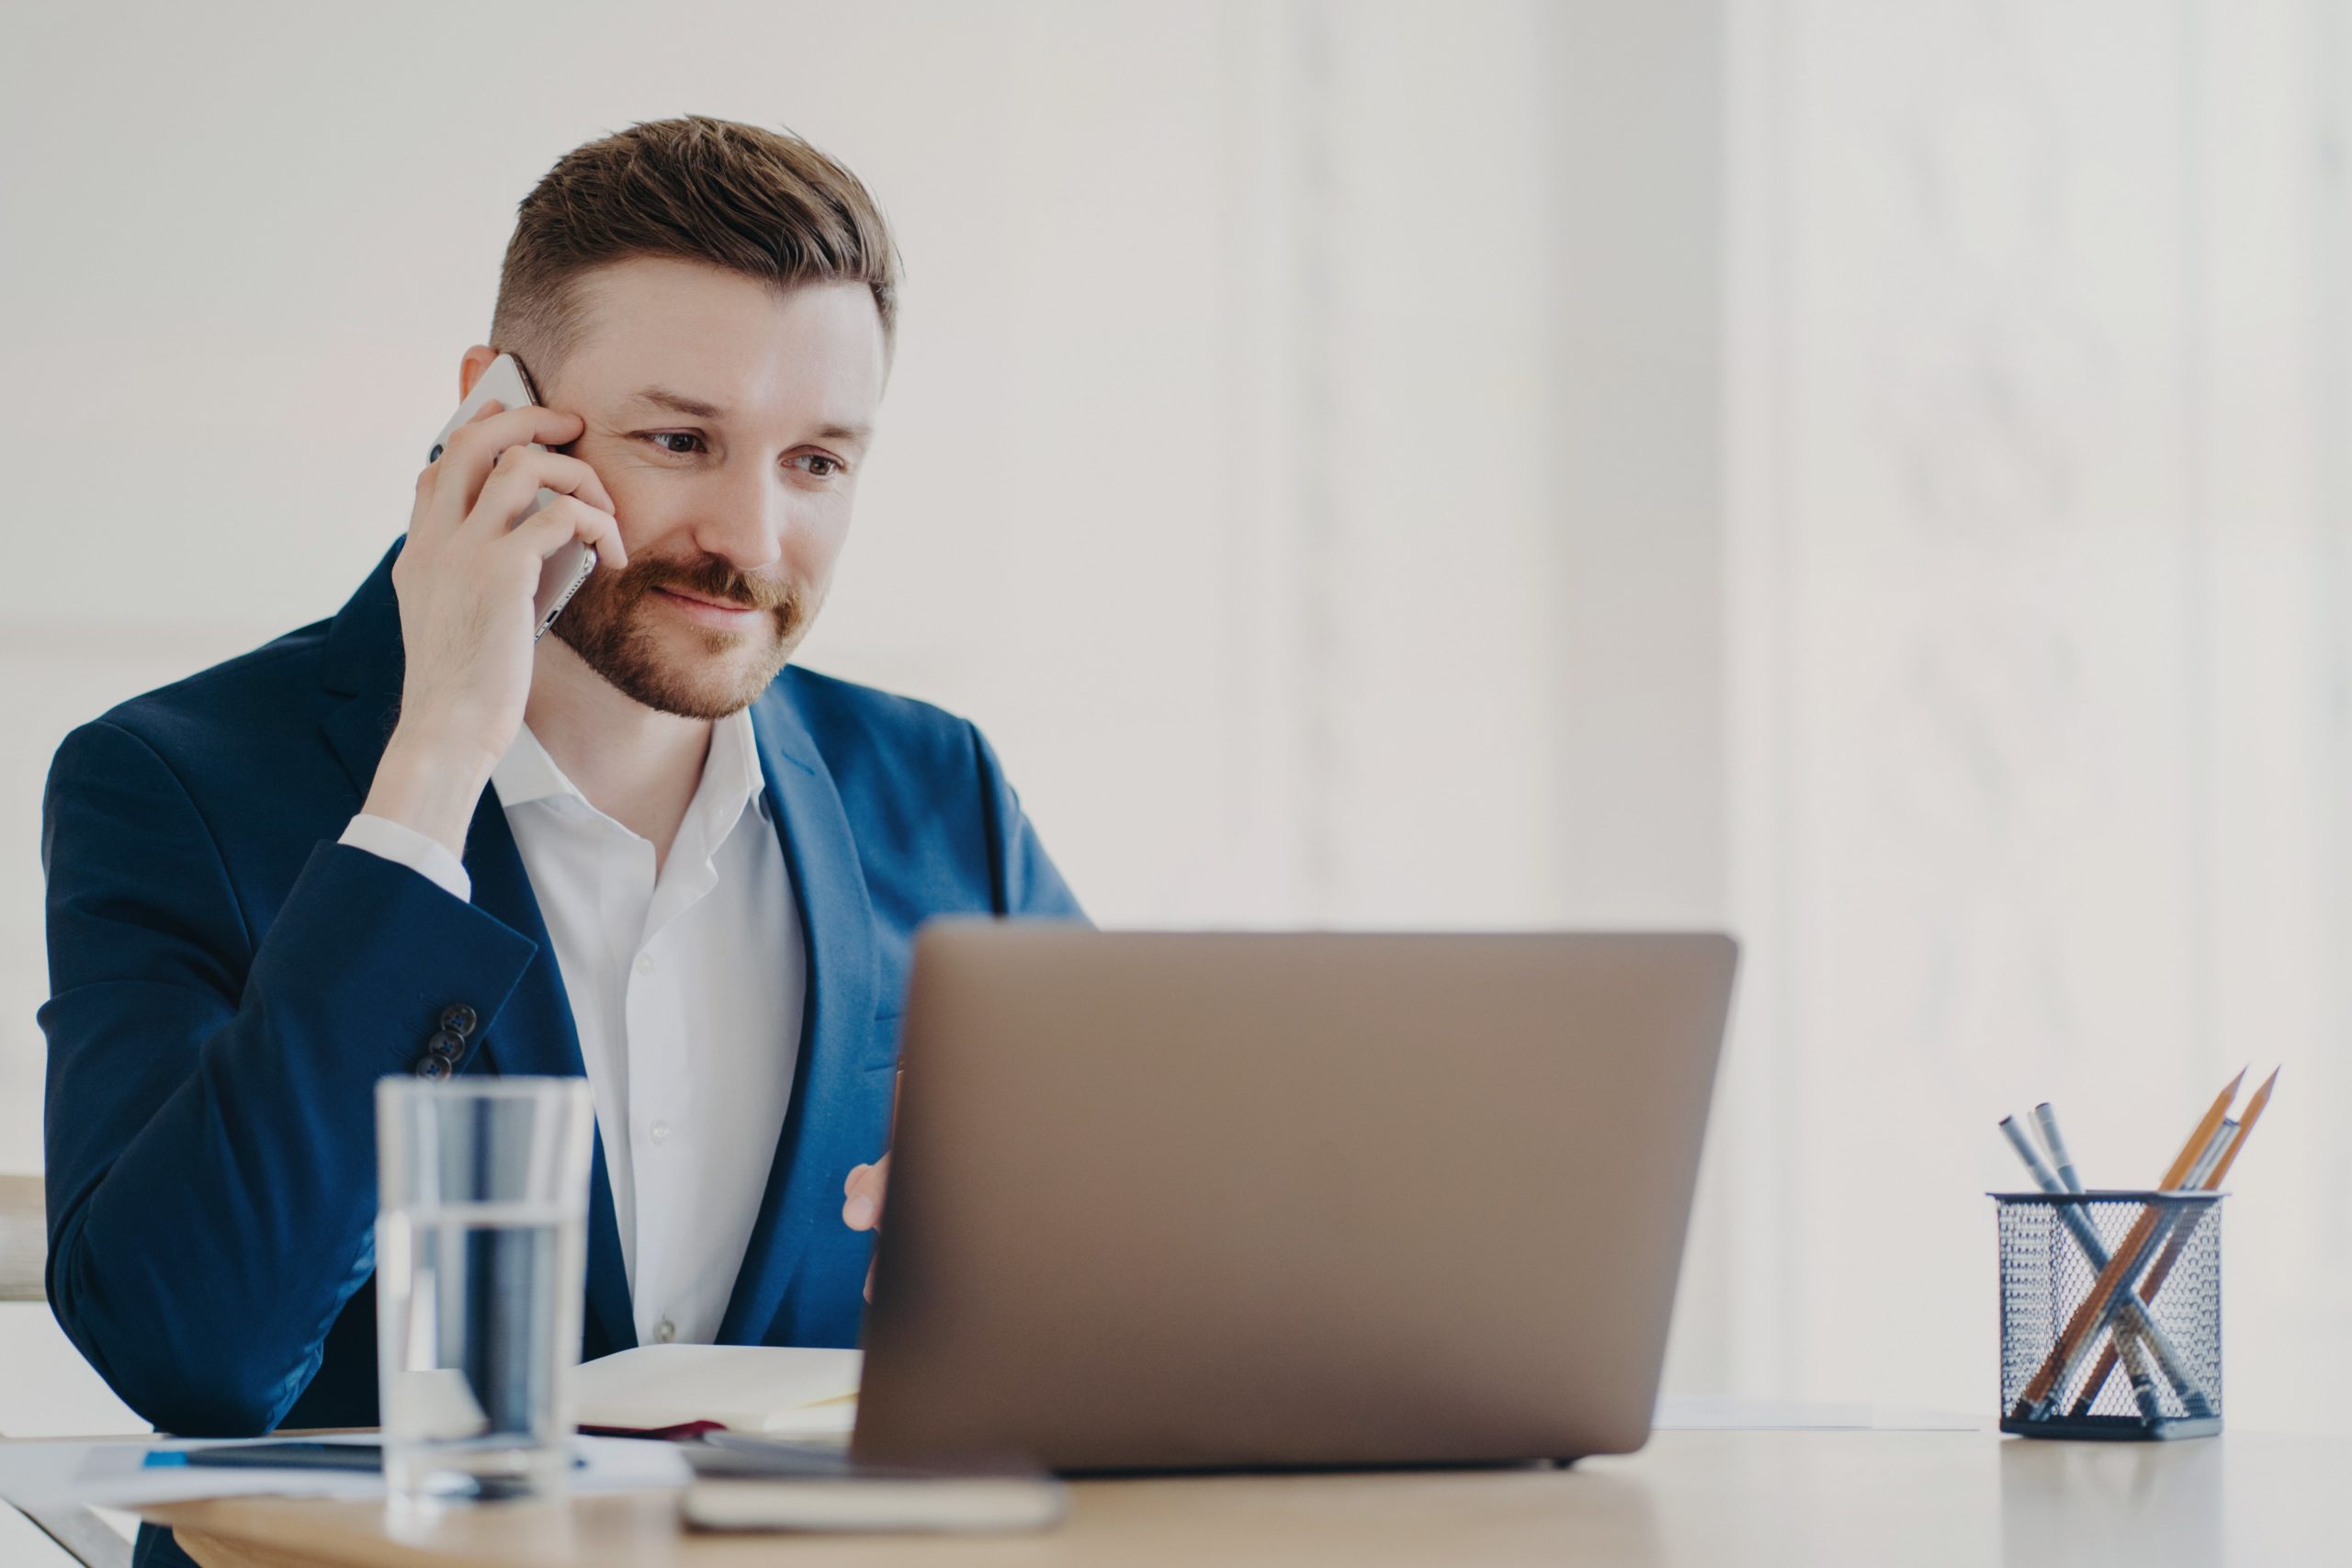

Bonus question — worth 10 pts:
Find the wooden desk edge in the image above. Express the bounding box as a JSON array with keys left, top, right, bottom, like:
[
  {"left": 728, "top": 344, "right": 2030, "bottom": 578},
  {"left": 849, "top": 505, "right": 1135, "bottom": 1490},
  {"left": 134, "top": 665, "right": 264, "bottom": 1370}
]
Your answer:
[{"left": 141, "top": 1491, "right": 691, "bottom": 1568}]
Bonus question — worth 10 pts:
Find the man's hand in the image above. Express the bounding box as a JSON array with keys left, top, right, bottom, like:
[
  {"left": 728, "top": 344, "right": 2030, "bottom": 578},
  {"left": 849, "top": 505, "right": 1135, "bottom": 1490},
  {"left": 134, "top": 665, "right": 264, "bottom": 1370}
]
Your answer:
[
  {"left": 842, "top": 1155, "right": 888, "bottom": 1301},
  {"left": 364, "top": 400, "right": 627, "bottom": 857}
]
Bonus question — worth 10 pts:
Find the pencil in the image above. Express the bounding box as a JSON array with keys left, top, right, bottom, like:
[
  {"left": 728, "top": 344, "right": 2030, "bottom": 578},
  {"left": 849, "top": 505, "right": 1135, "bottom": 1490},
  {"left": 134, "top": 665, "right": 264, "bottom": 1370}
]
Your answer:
[
  {"left": 2024, "top": 1085, "right": 2241, "bottom": 1422},
  {"left": 2066, "top": 1068, "right": 2277, "bottom": 1417},
  {"left": 2009, "top": 1068, "right": 2245, "bottom": 1421}
]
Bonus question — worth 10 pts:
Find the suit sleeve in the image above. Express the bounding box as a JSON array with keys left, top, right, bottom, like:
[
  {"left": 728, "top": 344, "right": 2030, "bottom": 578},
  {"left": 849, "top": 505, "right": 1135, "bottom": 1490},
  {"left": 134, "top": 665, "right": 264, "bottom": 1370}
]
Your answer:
[
  {"left": 340, "top": 812, "right": 472, "bottom": 902},
  {"left": 39, "top": 718, "right": 539, "bottom": 1437},
  {"left": 965, "top": 722, "right": 1088, "bottom": 922}
]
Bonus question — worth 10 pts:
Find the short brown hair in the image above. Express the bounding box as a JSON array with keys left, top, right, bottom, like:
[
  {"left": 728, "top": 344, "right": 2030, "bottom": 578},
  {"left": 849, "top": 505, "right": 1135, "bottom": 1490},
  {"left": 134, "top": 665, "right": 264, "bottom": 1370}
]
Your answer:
[{"left": 491, "top": 116, "right": 901, "bottom": 376}]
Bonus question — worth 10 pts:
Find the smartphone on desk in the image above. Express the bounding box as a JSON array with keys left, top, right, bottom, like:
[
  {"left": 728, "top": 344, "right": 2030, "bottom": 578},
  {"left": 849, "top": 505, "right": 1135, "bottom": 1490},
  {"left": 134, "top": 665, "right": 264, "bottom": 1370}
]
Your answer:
[{"left": 428, "top": 352, "right": 597, "bottom": 640}]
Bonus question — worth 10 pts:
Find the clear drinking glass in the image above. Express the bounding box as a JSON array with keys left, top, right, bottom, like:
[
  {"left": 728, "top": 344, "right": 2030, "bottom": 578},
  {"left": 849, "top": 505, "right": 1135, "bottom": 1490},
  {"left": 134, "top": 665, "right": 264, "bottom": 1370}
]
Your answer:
[{"left": 375, "top": 1076, "right": 593, "bottom": 1501}]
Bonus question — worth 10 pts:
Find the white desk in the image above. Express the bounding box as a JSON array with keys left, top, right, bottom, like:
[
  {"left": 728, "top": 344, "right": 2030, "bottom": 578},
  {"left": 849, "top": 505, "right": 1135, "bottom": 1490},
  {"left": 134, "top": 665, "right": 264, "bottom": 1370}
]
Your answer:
[{"left": 143, "top": 1427, "right": 2340, "bottom": 1567}]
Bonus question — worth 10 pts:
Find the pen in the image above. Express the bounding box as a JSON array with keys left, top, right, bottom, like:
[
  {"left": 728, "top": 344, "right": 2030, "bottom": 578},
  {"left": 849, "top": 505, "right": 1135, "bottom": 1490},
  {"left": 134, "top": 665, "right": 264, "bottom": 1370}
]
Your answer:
[
  {"left": 2010, "top": 1068, "right": 2244, "bottom": 1422},
  {"left": 1996, "top": 1113, "right": 2179, "bottom": 1422},
  {"left": 162, "top": 1441, "right": 380, "bottom": 1472},
  {"left": 2038, "top": 1117, "right": 2233, "bottom": 1422},
  {"left": 2030, "top": 1104, "right": 2080, "bottom": 1194}
]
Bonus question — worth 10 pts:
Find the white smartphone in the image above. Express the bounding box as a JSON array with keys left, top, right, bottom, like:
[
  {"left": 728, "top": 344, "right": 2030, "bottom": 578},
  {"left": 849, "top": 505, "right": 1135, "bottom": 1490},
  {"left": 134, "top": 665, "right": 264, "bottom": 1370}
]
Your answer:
[{"left": 427, "top": 352, "right": 597, "bottom": 640}]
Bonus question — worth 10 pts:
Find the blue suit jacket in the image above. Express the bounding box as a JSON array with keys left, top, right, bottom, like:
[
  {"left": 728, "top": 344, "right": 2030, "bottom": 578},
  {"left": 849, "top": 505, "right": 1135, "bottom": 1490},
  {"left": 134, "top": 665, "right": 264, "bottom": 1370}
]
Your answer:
[{"left": 40, "top": 538, "right": 1083, "bottom": 1441}]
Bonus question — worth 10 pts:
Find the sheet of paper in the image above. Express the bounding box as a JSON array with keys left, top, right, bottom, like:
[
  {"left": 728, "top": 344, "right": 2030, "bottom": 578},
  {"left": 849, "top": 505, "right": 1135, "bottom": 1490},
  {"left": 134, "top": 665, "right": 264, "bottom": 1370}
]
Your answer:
[
  {"left": 0, "top": 1433, "right": 690, "bottom": 1509},
  {"left": 574, "top": 1343, "right": 864, "bottom": 1434}
]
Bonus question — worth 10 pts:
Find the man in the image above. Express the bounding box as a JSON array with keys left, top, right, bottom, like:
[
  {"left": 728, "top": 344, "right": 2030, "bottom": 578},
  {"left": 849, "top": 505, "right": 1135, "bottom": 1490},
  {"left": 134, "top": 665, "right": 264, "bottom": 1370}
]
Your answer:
[{"left": 40, "top": 116, "right": 1080, "bottom": 1562}]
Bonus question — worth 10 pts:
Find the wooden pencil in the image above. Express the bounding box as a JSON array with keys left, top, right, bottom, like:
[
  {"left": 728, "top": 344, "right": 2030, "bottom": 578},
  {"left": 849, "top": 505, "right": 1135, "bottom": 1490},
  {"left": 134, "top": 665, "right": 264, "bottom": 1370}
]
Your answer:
[
  {"left": 2009, "top": 1068, "right": 2245, "bottom": 1421},
  {"left": 2066, "top": 1067, "right": 2277, "bottom": 1416}
]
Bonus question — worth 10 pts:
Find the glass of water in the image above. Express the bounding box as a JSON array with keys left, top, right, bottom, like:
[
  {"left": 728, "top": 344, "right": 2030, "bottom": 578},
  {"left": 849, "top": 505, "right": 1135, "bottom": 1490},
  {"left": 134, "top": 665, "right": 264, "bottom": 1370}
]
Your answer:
[{"left": 375, "top": 1076, "right": 593, "bottom": 1501}]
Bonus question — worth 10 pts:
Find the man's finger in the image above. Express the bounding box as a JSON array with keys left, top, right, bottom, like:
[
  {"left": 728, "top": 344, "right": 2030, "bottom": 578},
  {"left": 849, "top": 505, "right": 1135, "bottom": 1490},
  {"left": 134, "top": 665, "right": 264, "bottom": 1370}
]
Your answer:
[
  {"left": 508, "top": 496, "right": 628, "bottom": 573},
  {"left": 466, "top": 448, "right": 617, "bottom": 539},
  {"left": 440, "top": 402, "right": 583, "bottom": 466},
  {"left": 435, "top": 406, "right": 589, "bottom": 513},
  {"left": 842, "top": 1156, "right": 888, "bottom": 1230}
]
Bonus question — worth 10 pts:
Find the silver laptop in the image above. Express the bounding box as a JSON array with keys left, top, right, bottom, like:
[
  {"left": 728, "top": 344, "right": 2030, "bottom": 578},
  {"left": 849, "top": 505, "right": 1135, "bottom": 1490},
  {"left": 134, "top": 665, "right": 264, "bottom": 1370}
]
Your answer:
[{"left": 854, "top": 924, "right": 1736, "bottom": 1471}]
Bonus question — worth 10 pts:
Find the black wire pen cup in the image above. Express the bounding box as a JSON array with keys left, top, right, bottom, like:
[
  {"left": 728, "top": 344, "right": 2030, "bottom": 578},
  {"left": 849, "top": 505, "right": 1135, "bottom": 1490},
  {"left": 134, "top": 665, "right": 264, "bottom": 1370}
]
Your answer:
[{"left": 1993, "top": 1190, "right": 2224, "bottom": 1440}]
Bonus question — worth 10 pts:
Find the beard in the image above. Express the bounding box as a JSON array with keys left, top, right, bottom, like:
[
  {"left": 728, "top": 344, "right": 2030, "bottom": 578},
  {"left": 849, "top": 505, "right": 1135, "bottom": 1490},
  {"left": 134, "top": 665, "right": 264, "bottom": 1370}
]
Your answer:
[{"left": 549, "top": 548, "right": 811, "bottom": 720}]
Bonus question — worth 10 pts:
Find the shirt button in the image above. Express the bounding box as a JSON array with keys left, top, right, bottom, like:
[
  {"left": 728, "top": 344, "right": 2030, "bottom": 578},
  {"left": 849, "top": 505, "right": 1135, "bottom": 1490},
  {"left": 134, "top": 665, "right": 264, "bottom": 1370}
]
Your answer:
[
  {"left": 635, "top": 953, "right": 657, "bottom": 976},
  {"left": 649, "top": 1121, "right": 672, "bottom": 1145},
  {"left": 654, "top": 1318, "right": 676, "bottom": 1344}
]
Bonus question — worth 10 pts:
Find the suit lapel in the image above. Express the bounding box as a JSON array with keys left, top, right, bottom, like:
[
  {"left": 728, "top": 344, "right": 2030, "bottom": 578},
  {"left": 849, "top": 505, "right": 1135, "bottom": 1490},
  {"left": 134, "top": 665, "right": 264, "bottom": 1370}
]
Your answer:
[
  {"left": 318, "top": 544, "right": 408, "bottom": 795},
  {"left": 316, "top": 540, "right": 635, "bottom": 1357},
  {"left": 463, "top": 800, "right": 637, "bottom": 1357},
  {"left": 716, "top": 689, "right": 880, "bottom": 1344}
]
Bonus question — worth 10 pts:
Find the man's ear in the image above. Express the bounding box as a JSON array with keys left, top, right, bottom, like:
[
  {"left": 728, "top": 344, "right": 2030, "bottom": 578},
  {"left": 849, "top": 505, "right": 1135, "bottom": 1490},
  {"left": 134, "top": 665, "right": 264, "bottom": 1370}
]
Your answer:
[{"left": 458, "top": 344, "right": 499, "bottom": 400}]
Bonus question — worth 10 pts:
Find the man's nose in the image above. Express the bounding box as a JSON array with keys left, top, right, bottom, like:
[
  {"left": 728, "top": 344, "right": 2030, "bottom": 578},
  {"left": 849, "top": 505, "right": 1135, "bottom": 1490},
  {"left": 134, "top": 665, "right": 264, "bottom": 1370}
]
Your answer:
[{"left": 687, "top": 459, "right": 789, "bottom": 573}]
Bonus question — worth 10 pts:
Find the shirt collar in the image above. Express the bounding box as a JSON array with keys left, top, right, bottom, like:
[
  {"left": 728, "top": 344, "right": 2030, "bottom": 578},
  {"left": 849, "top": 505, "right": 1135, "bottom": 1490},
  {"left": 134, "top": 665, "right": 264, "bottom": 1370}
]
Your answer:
[
  {"left": 704, "top": 704, "right": 768, "bottom": 828},
  {"left": 489, "top": 721, "right": 577, "bottom": 811},
  {"left": 490, "top": 707, "right": 767, "bottom": 829}
]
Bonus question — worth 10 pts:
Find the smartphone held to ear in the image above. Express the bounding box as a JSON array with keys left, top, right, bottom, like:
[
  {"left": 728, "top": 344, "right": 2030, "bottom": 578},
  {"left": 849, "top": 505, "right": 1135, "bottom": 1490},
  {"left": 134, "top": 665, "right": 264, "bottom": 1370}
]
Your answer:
[{"left": 428, "top": 353, "right": 597, "bottom": 640}]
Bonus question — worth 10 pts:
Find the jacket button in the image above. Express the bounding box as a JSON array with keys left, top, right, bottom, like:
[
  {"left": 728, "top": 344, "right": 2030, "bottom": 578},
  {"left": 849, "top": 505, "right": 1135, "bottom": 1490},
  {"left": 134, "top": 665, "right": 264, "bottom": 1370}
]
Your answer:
[
  {"left": 414, "top": 1052, "right": 454, "bottom": 1082},
  {"left": 424, "top": 1029, "right": 468, "bottom": 1058},
  {"left": 439, "top": 1004, "right": 479, "bottom": 1038}
]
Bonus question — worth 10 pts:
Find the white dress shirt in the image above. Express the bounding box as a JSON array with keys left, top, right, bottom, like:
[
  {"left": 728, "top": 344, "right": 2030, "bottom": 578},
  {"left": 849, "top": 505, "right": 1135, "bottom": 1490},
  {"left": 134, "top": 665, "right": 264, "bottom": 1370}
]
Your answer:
[{"left": 339, "top": 709, "right": 804, "bottom": 1348}]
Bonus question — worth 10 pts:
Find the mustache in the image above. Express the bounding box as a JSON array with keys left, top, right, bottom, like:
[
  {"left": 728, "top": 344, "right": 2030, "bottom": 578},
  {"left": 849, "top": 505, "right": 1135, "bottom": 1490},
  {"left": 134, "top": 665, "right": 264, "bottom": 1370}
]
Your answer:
[{"left": 616, "top": 553, "right": 797, "bottom": 615}]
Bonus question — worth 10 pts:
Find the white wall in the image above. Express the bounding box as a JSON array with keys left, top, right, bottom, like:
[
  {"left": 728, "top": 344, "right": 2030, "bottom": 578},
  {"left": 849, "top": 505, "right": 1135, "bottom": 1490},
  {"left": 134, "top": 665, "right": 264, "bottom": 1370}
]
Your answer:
[{"left": 1720, "top": 0, "right": 2352, "bottom": 1427}]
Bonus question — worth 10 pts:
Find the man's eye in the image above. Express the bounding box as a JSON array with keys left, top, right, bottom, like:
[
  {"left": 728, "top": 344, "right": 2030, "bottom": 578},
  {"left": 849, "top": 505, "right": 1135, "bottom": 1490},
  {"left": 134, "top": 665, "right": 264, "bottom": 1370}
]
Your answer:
[
  {"left": 797, "top": 454, "right": 843, "bottom": 479},
  {"left": 645, "top": 432, "right": 705, "bottom": 456}
]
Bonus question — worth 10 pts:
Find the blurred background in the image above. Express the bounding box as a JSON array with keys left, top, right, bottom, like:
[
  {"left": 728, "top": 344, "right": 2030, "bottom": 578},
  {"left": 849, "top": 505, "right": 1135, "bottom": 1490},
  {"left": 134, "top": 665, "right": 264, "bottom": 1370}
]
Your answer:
[{"left": 3, "top": 0, "right": 2346, "bottom": 1460}]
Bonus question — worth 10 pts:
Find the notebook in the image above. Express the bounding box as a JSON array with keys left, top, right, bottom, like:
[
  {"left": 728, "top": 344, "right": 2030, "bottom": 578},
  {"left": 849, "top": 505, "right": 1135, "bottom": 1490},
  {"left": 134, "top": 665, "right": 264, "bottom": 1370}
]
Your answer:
[{"left": 573, "top": 1344, "right": 863, "bottom": 1438}]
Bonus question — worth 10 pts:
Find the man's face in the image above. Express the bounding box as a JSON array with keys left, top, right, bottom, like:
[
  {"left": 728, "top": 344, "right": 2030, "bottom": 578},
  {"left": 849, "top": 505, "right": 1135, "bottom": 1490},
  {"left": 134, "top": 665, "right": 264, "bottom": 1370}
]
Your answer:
[{"left": 528, "top": 256, "right": 886, "bottom": 719}]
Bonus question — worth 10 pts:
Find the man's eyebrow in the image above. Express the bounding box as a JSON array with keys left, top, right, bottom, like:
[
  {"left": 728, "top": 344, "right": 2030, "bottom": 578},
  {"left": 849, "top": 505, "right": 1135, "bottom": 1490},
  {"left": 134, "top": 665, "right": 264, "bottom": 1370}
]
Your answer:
[
  {"left": 624, "top": 385, "right": 872, "bottom": 445},
  {"left": 626, "top": 386, "right": 727, "bottom": 419}
]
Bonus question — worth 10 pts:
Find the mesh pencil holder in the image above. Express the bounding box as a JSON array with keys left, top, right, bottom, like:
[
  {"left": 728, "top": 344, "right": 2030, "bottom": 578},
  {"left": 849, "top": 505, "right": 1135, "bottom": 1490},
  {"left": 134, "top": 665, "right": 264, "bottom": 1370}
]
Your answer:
[{"left": 1993, "top": 1190, "right": 2224, "bottom": 1440}]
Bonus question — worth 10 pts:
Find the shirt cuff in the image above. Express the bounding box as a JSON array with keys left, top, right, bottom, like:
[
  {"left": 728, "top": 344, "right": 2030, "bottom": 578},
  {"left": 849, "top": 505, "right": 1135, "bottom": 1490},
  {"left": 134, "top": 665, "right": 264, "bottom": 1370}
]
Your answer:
[{"left": 339, "top": 813, "right": 472, "bottom": 904}]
